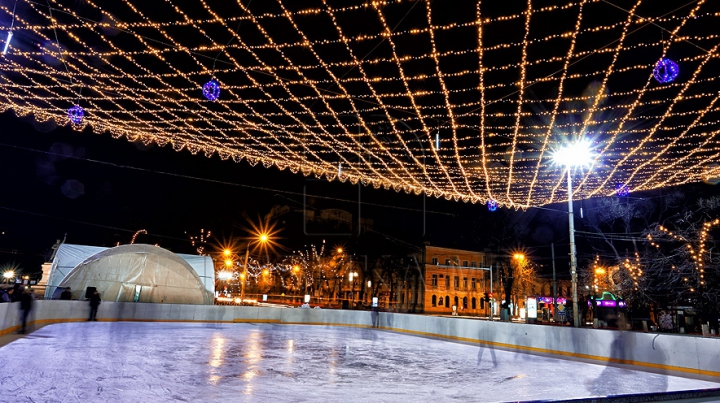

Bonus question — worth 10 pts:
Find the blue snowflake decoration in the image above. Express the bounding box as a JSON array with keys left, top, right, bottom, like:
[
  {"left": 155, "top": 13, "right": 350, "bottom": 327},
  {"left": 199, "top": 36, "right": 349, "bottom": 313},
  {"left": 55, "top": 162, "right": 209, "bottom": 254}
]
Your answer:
[
  {"left": 487, "top": 199, "right": 498, "bottom": 212},
  {"left": 202, "top": 79, "right": 221, "bottom": 101},
  {"left": 616, "top": 183, "right": 630, "bottom": 197},
  {"left": 67, "top": 105, "right": 85, "bottom": 125},
  {"left": 653, "top": 58, "right": 679, "bottom": 83}
]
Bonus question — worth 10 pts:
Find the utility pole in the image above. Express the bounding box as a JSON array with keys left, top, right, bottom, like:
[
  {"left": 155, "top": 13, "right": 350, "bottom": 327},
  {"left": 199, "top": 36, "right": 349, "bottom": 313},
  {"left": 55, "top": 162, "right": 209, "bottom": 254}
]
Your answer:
[
  {"left": 567, "top": 170, "right": 580, "bottom": 328},
  {"left": 240, "top": 248, "right": 250, "bottom": 303},
  {"left": 552, "top": 243, "right": 557, "bottom": 319}
]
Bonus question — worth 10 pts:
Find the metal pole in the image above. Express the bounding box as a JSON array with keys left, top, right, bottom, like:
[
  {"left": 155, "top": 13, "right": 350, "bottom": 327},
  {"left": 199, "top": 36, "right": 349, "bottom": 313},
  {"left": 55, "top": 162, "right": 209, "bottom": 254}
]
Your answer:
[
  {"left": 240, "top": 248, "right": 250, "bottom": 303},
  {"left": 490, "top": 264, "right": 493, "bottom": 321},
  {"left": 552, "top": 243, "right": 557, "bottom": 318},
  {"left": 567, "top": 168, "right": 580, "bottom": 327}
]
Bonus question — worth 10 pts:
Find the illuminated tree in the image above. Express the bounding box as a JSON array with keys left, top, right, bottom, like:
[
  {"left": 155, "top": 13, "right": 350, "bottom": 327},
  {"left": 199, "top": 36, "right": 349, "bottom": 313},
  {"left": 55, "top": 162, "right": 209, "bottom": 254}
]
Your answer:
[{"left": 644, "top": 196, "right": 720, "bottom": 313}]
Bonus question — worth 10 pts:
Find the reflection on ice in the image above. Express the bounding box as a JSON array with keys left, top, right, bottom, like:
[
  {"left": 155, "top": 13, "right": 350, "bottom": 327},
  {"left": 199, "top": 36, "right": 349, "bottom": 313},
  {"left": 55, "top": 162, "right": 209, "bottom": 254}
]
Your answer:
[
  {"left": 208, "top": 336, "right": 225, "bottom": 385},
  {"left": 0, "top": 322, "right": 718, "bottom": 403}
]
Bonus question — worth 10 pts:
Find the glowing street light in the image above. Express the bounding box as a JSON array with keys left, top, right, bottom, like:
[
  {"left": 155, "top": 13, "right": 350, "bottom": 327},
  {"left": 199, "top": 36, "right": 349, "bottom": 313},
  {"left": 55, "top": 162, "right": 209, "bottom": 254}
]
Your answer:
[
  {"left": 337, "top": 247, "right": 343, "bottom": 254},
  {"left": 240, "top": 232, "right": 275, "bottom": 303},
  {"left": 513, "top": 253, "right": 525, "bottom": 260},
  {"left": 224, "top": 259, "right": 233, "bottom": 267},
  {"left": 554, "top": 140, "right": 594, "bottom": 328},
  {"left": 223, "top": 249, "right": 232, "bottom": 257}
]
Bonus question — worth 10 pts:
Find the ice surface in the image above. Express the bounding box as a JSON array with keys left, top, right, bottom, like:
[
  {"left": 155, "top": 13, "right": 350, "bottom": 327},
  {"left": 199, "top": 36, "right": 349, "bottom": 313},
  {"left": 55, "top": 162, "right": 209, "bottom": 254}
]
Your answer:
[{"left": 0, "top": 322, "right": 718, "bottom": 402}]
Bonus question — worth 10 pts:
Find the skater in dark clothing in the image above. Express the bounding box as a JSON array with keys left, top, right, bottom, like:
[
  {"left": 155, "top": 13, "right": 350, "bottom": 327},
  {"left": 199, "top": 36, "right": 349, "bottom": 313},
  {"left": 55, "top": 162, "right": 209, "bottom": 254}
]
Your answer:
[
  {"left": 60, "top": 287, "right": 72, "bottom": 300},
  {"left": 89, "top": 290, "right": 101, "bottom": 321},
  {"left": 18, "top": 289, "right": 33, "bottom": 334}
]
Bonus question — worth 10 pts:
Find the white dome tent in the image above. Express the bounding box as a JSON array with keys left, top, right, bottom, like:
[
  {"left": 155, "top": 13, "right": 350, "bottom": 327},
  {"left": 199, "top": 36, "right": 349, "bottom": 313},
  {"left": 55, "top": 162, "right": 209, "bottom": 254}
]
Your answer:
[{"left": 57, "top": 244, "right": 214, "bottom": 305}]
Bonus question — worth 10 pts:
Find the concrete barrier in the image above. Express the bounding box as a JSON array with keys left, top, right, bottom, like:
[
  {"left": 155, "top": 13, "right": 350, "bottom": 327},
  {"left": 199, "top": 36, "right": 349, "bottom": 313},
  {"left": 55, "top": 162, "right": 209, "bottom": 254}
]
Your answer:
[{"left": 1, "top": 300, "right": 718, "bottom": 380}]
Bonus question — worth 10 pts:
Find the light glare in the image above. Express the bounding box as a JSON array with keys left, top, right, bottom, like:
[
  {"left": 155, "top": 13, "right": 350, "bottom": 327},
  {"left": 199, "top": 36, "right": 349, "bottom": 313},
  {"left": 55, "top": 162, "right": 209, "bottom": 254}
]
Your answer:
[
  {"left": 2, "top": 32, "right": 12, "bottom": 55},
  {"left": 553, "top": 141, "right": 594, "bottom": 168}
]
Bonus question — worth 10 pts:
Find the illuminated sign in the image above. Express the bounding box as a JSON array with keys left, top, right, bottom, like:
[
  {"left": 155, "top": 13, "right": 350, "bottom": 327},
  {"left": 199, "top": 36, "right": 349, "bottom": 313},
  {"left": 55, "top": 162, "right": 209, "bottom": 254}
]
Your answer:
[{"left": 527, "top": 297, "right": 537, "bottom": 319}]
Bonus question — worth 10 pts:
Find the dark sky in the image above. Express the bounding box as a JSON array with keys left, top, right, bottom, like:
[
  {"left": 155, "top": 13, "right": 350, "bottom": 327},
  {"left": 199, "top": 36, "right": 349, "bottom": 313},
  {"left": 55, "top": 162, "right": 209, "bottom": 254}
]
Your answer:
[
  {"left": 1, "top": 109, "right": 718, "bottom": 282},
  {"left": 0, "top": 110, "right": 498, "bottom": 276}
]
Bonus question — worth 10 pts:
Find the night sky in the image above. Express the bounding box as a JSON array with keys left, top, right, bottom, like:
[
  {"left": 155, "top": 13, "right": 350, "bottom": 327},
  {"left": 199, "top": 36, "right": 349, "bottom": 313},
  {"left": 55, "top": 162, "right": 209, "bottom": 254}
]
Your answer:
[
  {"left": 1, "top": 109, "right": 718, "bottom": 283},
  {"left": 0, "top": 109, "right": 489, "bottom": 276}
]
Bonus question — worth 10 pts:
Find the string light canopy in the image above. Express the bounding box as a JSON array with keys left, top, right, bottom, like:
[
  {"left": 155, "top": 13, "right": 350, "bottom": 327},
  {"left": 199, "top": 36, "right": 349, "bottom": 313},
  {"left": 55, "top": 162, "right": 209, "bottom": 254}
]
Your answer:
[{"left": 0, "top": 0, "right": 719, "bottom": 209}]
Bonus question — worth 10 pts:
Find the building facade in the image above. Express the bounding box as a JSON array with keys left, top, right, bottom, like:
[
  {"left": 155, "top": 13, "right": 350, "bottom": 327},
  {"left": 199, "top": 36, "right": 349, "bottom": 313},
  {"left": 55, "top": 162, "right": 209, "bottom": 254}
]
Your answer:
[{"left": 423, "top": 245, "right": 492, "bottom": 316}]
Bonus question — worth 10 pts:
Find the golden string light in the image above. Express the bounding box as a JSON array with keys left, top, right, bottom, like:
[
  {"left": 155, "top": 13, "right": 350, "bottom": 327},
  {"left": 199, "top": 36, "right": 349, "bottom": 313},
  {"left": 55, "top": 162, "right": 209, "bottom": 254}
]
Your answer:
[
  {"left": 651, "top": 219, "right": 719, "bottom": 291},
  {"left": 0, "top": 0, "right": 719, "bottom": 207}
]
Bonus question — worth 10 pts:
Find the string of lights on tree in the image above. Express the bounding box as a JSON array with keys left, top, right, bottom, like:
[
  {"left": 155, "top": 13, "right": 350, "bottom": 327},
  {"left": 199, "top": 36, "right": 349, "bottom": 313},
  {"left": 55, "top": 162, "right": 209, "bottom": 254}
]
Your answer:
[
  {"left": 217, "top": 240, "right": 354, "bottom": 295},
  {"left": 648, "top": 219, "right": 720, "bottom": 293},
  {"left": 1, "top": 0, "right": 719, "bottom": 208}
]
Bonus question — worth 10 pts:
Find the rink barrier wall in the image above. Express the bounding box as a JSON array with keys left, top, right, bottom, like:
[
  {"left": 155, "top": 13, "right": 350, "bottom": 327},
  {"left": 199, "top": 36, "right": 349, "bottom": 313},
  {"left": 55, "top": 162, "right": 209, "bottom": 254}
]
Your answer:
[{"left": 0, "top": 300, "right": 718, "bottom": 380}]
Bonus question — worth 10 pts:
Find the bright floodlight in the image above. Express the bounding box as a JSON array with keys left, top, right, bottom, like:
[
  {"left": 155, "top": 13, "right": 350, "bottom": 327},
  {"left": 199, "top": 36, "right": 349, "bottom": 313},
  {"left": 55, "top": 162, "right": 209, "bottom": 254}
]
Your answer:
[
  {"left": 3, "top": 270, "right": 14, "bottom": 279},
  {"left": 553, "top": 140, "right": 594, "bottom": 167},
  {"left": 218, "top": 271, "right": 232, "bottom": 280}
]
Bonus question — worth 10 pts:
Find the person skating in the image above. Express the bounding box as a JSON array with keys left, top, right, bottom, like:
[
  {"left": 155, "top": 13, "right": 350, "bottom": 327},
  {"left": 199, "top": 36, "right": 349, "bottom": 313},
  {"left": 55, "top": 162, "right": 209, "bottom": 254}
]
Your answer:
[
  {"left": 18, "top": 289, "right": 33, "bottom": 334},
  {"left": 89, "top": 290, "right": 101, "bottom": 321}
]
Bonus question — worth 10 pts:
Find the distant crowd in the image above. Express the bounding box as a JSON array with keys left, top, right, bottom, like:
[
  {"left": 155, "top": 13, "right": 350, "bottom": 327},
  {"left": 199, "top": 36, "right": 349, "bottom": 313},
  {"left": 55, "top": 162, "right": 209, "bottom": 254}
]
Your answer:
[
  {"left": 0, "top": 284, "right": 32, "bottom": 303},
  {"left": 0, "top": 285, "right": 36, "bottom": 333}
]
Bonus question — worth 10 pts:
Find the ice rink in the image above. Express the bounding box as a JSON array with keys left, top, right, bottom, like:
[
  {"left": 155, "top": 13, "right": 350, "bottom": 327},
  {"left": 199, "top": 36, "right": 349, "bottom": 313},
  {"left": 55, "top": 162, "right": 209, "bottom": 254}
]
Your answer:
[{"left": 1, "top": 322, "right": 718, "bottom": 402}]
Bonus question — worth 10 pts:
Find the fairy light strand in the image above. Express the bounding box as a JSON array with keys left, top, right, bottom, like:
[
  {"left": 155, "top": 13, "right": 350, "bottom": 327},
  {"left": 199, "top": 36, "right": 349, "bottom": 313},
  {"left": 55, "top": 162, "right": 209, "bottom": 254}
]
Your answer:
[{"left": 0, "top": 0, "right": 718, "bottom": 208}]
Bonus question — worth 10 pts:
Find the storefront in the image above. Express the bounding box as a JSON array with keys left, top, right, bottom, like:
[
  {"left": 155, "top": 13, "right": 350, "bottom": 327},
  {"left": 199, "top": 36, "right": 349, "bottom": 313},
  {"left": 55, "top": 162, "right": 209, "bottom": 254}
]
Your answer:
[
  {"left": 588, "top": 291, "right": 627, "bottom": 328},
  {"left": 525, "top": 296, "right": 568, "bottom": 323}
]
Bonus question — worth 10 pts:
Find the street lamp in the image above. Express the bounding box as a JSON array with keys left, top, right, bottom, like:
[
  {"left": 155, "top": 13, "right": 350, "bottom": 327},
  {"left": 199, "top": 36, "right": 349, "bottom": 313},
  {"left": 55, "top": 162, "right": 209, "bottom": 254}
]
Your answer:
[
  {"left": 239, "top": 233, "right": 270, "bottom": 303},
  {"left": 3, "top": 270, "right": 14, "bottom": 284},
  {"left": 553, "top": 140, "right": 594, "bottom": 328}
]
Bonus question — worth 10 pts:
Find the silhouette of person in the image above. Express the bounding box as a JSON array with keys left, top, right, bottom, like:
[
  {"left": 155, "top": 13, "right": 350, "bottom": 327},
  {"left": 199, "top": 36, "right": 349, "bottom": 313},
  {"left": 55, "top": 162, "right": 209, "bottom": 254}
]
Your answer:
[
  {"left": 1, "top": 288, "right": 12, "bottom": 303},
  {"left": 60, "top": 287, "right": 72, "bottom": 300},
  {"left": 18, "top": 289, "right": 33, "bottom": 334},
  {"left": 89, "top": 290, "right": 101, "bottom": 321}
]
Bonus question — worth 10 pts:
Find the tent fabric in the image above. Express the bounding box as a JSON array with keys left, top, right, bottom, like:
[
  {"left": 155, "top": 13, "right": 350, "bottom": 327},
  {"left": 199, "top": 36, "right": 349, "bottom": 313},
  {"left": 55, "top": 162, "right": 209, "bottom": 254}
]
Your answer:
[
  {"left": 45, "top": 244, "right": 106, "bottom": 300},
  {"left": 44, "top": 244, "right": 214, "bottom": 300},
  {"left": 57, "top": 244, "right": 214, "bottom": 305}
]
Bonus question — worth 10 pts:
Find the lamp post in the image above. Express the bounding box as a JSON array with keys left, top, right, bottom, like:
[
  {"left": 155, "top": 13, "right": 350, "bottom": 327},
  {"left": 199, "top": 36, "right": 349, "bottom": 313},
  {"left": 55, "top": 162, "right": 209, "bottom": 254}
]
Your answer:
[
  {"left": 239, "top": 233, "right": 269, "bottom": 304},
  {"left": 553, "top": 140, "right": 593, "bottom": 328},
  {"left": 240, "top": 247, "right": 250, "bottom": 303}
]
